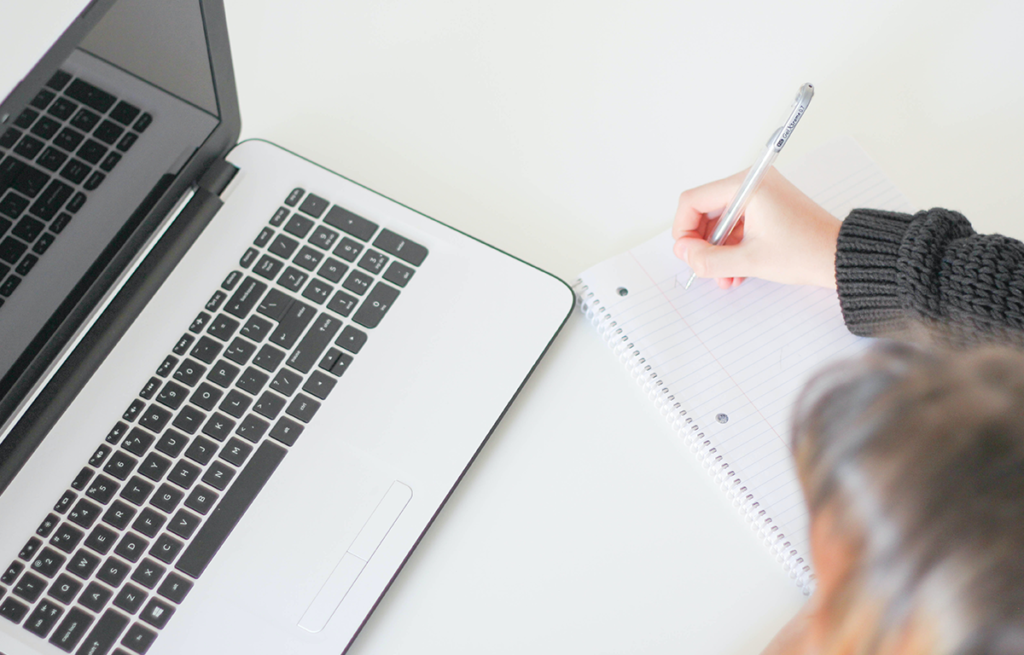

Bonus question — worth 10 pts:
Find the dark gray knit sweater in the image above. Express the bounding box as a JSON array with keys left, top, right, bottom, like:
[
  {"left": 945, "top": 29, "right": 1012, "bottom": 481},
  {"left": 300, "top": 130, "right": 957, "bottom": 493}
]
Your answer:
[{"left": 835, "top": 208, "right": 1024, "bottom": 346}]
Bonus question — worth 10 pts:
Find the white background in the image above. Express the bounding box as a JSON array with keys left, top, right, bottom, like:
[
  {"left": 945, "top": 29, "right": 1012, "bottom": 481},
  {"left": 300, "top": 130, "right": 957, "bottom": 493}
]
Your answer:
[{"left": 220, "top": 1, "right": 1024, "bottom": 654}]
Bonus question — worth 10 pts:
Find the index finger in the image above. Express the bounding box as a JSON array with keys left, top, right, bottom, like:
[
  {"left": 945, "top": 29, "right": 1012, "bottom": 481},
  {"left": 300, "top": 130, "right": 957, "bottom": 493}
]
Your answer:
[{"left": 672, "top": 171, "right": 745, "bottom": 241}]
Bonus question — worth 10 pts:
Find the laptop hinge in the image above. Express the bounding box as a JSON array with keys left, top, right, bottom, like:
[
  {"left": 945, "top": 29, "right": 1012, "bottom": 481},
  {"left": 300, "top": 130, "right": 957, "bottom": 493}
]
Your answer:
[{"left": 198, "top": 157, "right": 239, "bottom": 197}]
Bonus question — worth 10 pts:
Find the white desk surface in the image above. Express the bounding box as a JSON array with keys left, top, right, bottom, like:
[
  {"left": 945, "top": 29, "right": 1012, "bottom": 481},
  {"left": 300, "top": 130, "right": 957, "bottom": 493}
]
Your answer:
[{"left": 222, "top": 2, "right": 1024, "bottom": 653}]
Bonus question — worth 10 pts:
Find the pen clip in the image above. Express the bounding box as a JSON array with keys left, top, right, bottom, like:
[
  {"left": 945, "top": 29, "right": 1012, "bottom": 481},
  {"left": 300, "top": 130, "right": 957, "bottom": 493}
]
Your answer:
[{"left": 768, "top": 83, "right": 814, "bottom": 153}]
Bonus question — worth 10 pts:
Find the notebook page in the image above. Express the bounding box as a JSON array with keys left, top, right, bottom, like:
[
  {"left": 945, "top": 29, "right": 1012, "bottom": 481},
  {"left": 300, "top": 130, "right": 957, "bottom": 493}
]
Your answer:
[{"left": 577, "top": 137, "right": 913, "bottom": 586}]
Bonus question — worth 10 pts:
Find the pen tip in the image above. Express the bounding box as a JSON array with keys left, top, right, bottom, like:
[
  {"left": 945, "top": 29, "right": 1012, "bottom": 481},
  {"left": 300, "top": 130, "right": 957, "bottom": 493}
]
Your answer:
[{"left": 684, "top": 273, "right": 695, "bottom": 290}]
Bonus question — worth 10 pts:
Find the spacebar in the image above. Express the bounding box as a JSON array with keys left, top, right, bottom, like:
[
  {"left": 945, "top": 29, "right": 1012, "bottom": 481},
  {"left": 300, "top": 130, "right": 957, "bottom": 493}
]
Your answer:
[{"left": 176, "top": 440, "right": 287, "bottom": 578}]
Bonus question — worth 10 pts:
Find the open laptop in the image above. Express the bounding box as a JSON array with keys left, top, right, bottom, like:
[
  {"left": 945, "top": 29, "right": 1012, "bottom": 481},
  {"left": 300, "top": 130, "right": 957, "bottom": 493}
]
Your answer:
[{"left": 0, "top": 1, "right": 573, "bottom": 653}]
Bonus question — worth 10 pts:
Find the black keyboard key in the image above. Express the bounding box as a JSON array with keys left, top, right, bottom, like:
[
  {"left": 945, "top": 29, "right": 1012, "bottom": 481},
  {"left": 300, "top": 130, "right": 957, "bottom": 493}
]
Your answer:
[
  {"left": 240, "top": 315, "right": 273, "bottom": 342},
  {"left": 283, "top": 213, "right": 314, "bottom": 239},
  {"left": 69, "top": 106, "right": 100, "bottom": 132},
  {"left": 156, "top": 355, "right": 177, "bottom": 377},
  {"left": 294, "top": 245, "right": 324, "bottom": 271},
  {"left": 31, "top": 547, "right": 66, "bottom": 578},
  {"left": 206, "top": 360, "right": 240, "bottom": 388},
  {"left": 342, "top": 269, "right": 373, "bottom": 296},
  {"left": 79, "top": 581, "right": 112, "bottom": 612},
  {"left": 31, "top": 115, "right": 61, "bottom": 140},
  {"left": 317, "top": 257, "right": 347, "bottom": 283},
  {"left": 119, "top": 477, "right": 155, "bottom": 507},
  {"left": 68, "top": 190, "right": 86, "bottom": 213},
  {"left": 24, "top": 599, "right": 64, "bottom": 638},
  {"left": 302, "top": 370, "right": 337, "bottom": 400},
  {"left": 167, "top": 511, "right": 201, "bottom": 541},
  {"left": 138, "top": 452, "right": 171, "bottom": 482},
  {"left": 357, "top": 248, "right": 389, "bottom": 274},
  {"left": 37, "top": 513, "right": 60, "bottom": 537},
  {"left": 131, "top": 509, "right": 166, "bottom": 539},
  {"left": 374, "top": 228, "right": 428, "bottom": 266},
  {"left": 326, "top": 289, "right": 358, "bottom": 317},
  {"left": 13, "top": 163, "right": 50, "bottom": 198},
  {"left": 149, "top": 532, "right": 183, "bottom": 564},
  {"left": 122, "top": 428, "right": 156, "bottom": 457},
  {"left": 48, "top": 573, "right": 82, "bottom": 604},
  {"left": 29, "top": 179, "right": 73, "bottom": 220},
  {"left": 287, "top": 313, "right": 342, "bottom": 373},
  {"left": 207, "top": 314, "right": 240, "bottom": 341},
  {"left": 90, "top": 444, "right": 114, "bottom": 467},
  {"left": 337, "top": 325, "right": 368, "bottom": 353},
  {"left": 205, "top": 289, "right": 226, "bottom": 313},
  {"left": 115, "top": 534, "right": 149, "bottom": 564},
  {"left": 167, "top": 459, "right": 201, "bottom": 490},
  {"left": 99, "top": 151, "right": 121, "bottom": 172},
  {"left": 51, "top": 211, "right": 72, "bottom": 233},
  {"left": 353, "top": 282, "right": 401, "bottom": 329},
  {"left": 138, "top": 403, "right": 172, "bottom": 433},
  {"left": 223, "top": 276, "right": 267, "bottom": 319},
  {"left": 218, "top": 389, "right": 252, "bottom": 418},
  {"left": 269, "top": 300, "right": 315, "bottom": 349},
  {"left": 68, "top": 498, "right": 102, "bottom": 529},
  {"left": 284, "top": 188, "right": 304, "bottom": 207},
  {"left": 66, "top": 549, "right": 101, "bottom": 579},
  {"left": 49, "top": 605, "right": 94, "bottom": 651},
  {"left": 102, "top": 501, "right": 136, "bottom": 531},
  {"left": 277, "top": 266, "right": 308, "bottom": 292},
  {"left": 3, "top": 561, "right": 24, "bottom": 584},
  {"left": 172, "top": 359, "right": 206, "bottom": 386},
  {"left": 133, "top": 112, "right": 153, "bottom": 133},
  {"left": 171, "top": 405, "right": 205, "bottom": 435},
  {"left": 72, "top": 466, "right": 96, "bottom": 490},
  {"left": 269, "top": 417, "right": 304, "bottom": 446},
  {"left": 0, "top": 155, "right": 23, "bottom": 192},
  {"left": 333, "top": 236, "right": 363, "bottom": 262},
  {"left": 235, "top": 414, "right": 269, "bottom": 443},
  {"left": 252, "top": 345, "right": 285, "bottom": 372},
  {"left": 65, "top": 79, "right": 116, "bottom": 113},
  {"left": 0, "top": 127, "right": 21, "bottom": 149},
  {"left": 184, "top": 436, "right": 217, "bottom": 465},
  {"left": 184, "top": 486, "right": 218, "bottom": 515},
  {"left": 59, "top": 158, "right": 91, "bottom": 185},
  {"left": 270, "top": 368, "right": 302, "bottom": 396},
  {"left": 50, "top": 524, "right": 83, "bottom": 553},
  {"left": 202, "top": 460, "right": 236, "bottom": 491},
  {"left": 256, "top": 287, "right": 293, "bottom": 321},
  {"left": 155, "top": 380, "right": 188, "bottom": 410},
  {"left": 85, "top": 475, "right": 120, "bottom": 504},
  {"left": 123, "top": 622, "right": 158, "bottom": 653},
  {"left": 93, "top": 120, "right": 124, "bottom": 145},
  {"left": 151, "top": 483, "right": 185, "bottom": 513},
  {"left": 54, "top": 127, "right": 85, "bottom": 152},
  {"left": 31, "top": 89, "right": 56, "bottom": 110},
  {"left": 301, "top": 277, "right": 332, "bottom": 305},
  {"left": 0, "top": 236, "right": 27, "bottom": 264},
  {"left": 201, "top": 413, "right": 235, "bottom": 442},
  {"left": 78, "top": 609, "right": 130, "bottom": 655},
  {"left": 172, "top": 334, "right": 195, "bottom": 357},
  {"left": 0, "top": 191, "right": 29, "bottom": 220},
  {"left": 13, "top": 254, "right": 35, "bottom": 278},
  {"left": 47, "top": 71, "right": 72, "bottom": 91},
  {"left": 190, "top": 382, "right": 223, "bottom": 411},
  {"left": 308, "top": 225, "right": 339, "bottom": 250},
  {"left": 14, "top": 134, "right": 44, "bottom": 159},
  {"left": 13, "top": 108, "right": 38, "bottom": 129},
  {"left": 157, "top": 571, "right": 193, "bottom": 604},
  {"left": 110, "top": 100, "right": 141, "bottom": 126},
  {"left": 219, "top": 437, "right": 253, "bottom": 467},
  {"left": 0, "top": 274, "right": 20, "bottom": 297},
  {"left": 33, "top": 231, "right": 55, "bottom": 254},
  {"left": 189, "top": 336, "right": 222, "bottom": 364},
  {"left": 298, "top": 193, "right": 328, "bottom": 217},
  {"left": 85, "top": 525, "right": 118, "bottom": 556},
  {"left": 140, "top": 597, "right": 174, "bottom": 629},
  {"left": 114, "top": 584, "right": 147, "bottom": 614},
  {"left": 154, "top": 429, "right": 188, "bottom": 459},
  {"left": 0, "top": 596, "right": 29, "bottom": 624},
  {"left": 286, "top": 394, "right": 321, "bottom": 423},
  {"left": 139, "top": 377, "right": 160, "bottom": 400},
  {"left": 324, "top": 205, "right": 378, "bottom": 241},
  {"left": 38, "top": 146, "right": 69, "bottom": 171},
  {"left": 103, "top": 451, "right": 137, "bottom": 481},
  {"left": 77, "top": 138, "right": 107, "bottom": 164},
  {"left": 269, "top": 207, "right": 289, "bottom": 226},
  {"left": 253, "top": 391, "right": 286, "bottom": 420},
  {"left": 328, "top": 350, "right": 354, "bottom": 377},
  {"left": 383, "top": 260, "right": 415, "bottom": 287},
  {"left": 131, "top": 558, "right": 166, "bottom": 590},
  {"left": 176, "top": 440, "right": 287, "bottom": 578},
  {"left": 83, "top": 171, "right": 104, "bottom": 191},
  {"left": 253, "top": 253, "right": 284, "bottom": 280},
  {"left": 14, "top": 571, "right": 46, "bottom": 602}
]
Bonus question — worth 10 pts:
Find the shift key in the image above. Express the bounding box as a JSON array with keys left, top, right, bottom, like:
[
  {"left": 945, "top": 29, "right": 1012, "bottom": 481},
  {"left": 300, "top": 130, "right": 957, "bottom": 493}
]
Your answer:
[
  {"left": 287, "top": 314, "right": 342, "bottom": 373},
  {"left": 269, "top": 300, "right": 315, "bottom": 349}
]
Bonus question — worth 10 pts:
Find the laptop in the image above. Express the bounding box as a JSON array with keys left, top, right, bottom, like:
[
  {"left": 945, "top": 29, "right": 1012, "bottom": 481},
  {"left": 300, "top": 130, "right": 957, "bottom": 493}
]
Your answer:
[{"left": 0, "top": 1, "right": 573, "bottom": 653}]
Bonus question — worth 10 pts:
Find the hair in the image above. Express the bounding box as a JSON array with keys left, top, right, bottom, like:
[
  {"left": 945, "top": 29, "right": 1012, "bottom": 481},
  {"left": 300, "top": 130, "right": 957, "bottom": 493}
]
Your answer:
[{"left": 792, "top": 342, "right": 1024, "bottom": 655}]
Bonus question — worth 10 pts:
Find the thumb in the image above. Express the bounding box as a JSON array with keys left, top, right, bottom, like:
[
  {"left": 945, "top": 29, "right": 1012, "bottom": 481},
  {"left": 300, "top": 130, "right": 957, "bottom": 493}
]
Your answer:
[{"left": 675, "top": 237, "right": 753, "bottom": 280}]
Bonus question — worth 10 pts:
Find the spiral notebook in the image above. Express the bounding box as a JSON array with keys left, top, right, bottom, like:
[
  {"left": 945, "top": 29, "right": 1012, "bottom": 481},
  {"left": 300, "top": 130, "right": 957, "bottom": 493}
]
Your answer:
[{"left": 574, "top": 137, "right": 915, "bottom": 592}]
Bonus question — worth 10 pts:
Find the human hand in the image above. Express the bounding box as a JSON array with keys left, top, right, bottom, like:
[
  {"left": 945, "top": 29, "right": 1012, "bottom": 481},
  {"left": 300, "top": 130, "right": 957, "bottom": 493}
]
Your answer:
[{"left": 672, "top": 168, "right": 841, "bottom": 289}]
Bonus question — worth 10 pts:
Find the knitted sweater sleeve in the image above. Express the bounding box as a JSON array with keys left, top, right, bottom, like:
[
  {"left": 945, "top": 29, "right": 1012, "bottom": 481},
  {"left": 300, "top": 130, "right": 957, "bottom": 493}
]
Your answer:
[{"left": 835, "top": 208, "right": 1024, "bottom": 346}]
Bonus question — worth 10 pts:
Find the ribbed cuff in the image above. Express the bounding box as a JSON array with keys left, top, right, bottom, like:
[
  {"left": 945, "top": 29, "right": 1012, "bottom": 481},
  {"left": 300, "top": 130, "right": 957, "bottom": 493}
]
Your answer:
[{"left": 835, "top": 209, "right": 915, "bottom": 338}]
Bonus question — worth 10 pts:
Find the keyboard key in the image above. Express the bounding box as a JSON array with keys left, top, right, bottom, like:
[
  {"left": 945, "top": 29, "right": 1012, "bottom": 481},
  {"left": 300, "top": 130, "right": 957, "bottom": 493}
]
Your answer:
[
  {"left": 293, "top": 244, "right": 323, "bottom": 271},
  {"left": 269, "top": 206, "right": 289, "bottom": 226},
  {"left": 36, "top": 513, "right": 60, "bottom": 538},
  {"left": 123, "top": 622, "right": 158, "bottom": 653},
  {"left": 201, "top": 413, "right": 235, "bottom": 441},
  {"left": 2, "top": 561, "right": 24, "bottom": 585},
  {"left": 139, "top": 377, "right": 160, "bottom": 400},
  {"left": 54, "top": 126, "right": 85, "bottom": 152},
  {"left": 269, "top": 417, "right": 304, "bottom": 446},
  {"left": 374, "top": 228, "right": 428, "bottom": 266},
  {"left": 202, "top": 460, "right": 236, "bottom": 491},
  {"left": 383, "top": 260, "right": 415, "bottom": 287},
  {"left": 84, "top": 170, "right": 105, "bottom": 191},
  {"left": 184, "top": 486, "right": 218, "bottom": 515},
  {"left": 90, "top": 444, "right": 114, "bottom": 467},
  {"left": 31, "top": 89, "right": 56, "bottom": 110},
  {"left": 301, "top": 277, "right": 332, "bottom": 305},
  {"left": 336, "top": 325, "right": 368, "bottom": 353},
  {"left": 0, "top": 597, "right": 29, "bottom": 624},
  {"left": 324, "top": 205, "right": 378, "bottom": 241},
  {"left": 149, "top": 534, "right": 184, "bottom": 564},
  {"left": 134, "top": 112, "right": 153, "bottom": 133},
  {"left": 189, "top": 311, "right": 211, "bottom": 333},
  {"left": 0, "top": 236, "right": 27, "bottom": 264},
  {"left": 269, "top": 300, "right": 315, "bottom": 349},
  {"left": 59, "top": 158, "right": 91, "bottom": 185},
  {"left": 353, "top": 282, "right": 401, "bottom": 329},
  {"left": 151, "top": 483, "right": 185, "bottom": 513},
  {"left": 85, "top": 475, "right": 120, "bottom": 504},
  {"left": 138, "top": 403, "right": 172, "bottom": 433},
  {"left": 167, "top": 510, "right": 201, "bottom": 541},
  {"left": 172, "top": 405, "right": 206, "bottom": 434},
  {"left": 79, "top": 581, "right": 112, "bottom": 612},
  {"left": 78, "top": 609, "right": 130, "bottom": 655},
  {"left": 155, "top": 381, "right": 188, "bottom": 410},
  {"left": 13, "top": 108, "right": 38, "bottom": 129},
  {"left": 31, "top": 115, "right": 61, "bottom": 140},
  {"left": 207, "top": 360, "right": 240, "bottom": 388},
  {"left": 24, "top": 599, "right": 63, "bottom": 638},
  {"left": 308, "top": 225, "right": 339, "bottom": 250},
  {"left": 219, "top": 438, "right": 253, "bottom": 467},
  {"left": 102, "top": 451, "right": 136, "bottom": 481},
  {"left": 253, "top": 391, "right": 286, "bottom": 420},
  {"left": 342, "top": 270, "right": 373, "bottom": 296},
  {"left": 235, "top": 414, "right": 269, "bottom": 443},
  {"left": 286, "top": 395, "right": 321, "bottom": 423},
  {"left": 184, "top": 436, "right": 217, "bottom": 466},
  {"left": 328, "top": 351, "right": 354, "bottom": 377},
  {"left": 302, "top": 370, "right": 337, "bottom": 400},
  {"left": 67, "top": 548, "right": 101, "bottom": 578},
  {"left": 252, "top": 345, "right": 285, "bottom": 372},
  {"left": 154, "top": 430, "right": 188, "bottom": 459},
  {"left": 223, "top": 276, "right": 267, "bottom": 319},
  {"left": 13, "top": 570, "right": 46, "bottom": 602},
  {"left": 100, "top": 151, "right": 121, "bottom": 172},
  {"left": 93, "top": 120, "right": 124, "bottom": 145},
  {"left": 218, "top": 389, "right": 252, "bottom": 418},
  {"left": 67, "top": 191, "right": 86, "bottom": 213},
  {"left": 14, "top": 134, "right": 44, "bottom": 159},
  {"left": 277, "top": 266, "right": 307, "bottom": 292},
  {"left": 224, "top": 338, "right": 256, "bottom": 367},
  {"left": 270, "top": 368, "right": 302, "bottom": 396},
  {"left": 68, "top": 498, "right": 102, "bottom": 529},
  {"left": 0, "top": 274, "right": 21, "bottom": 297},
  {"left": 31, "top": 547, "right": 66, "bottom": 578},
  {"left": 205, "top": 289, "right": 226, "bottom": 312},
  {"left": 283, "top": 213, "right": 314, "bottom": 239},
  {"left": 285, "top": 188, "right": 304, "bottom": 207},
  {"left": 48, "top": 605, "right": 94, "bottom": 651},
  {"left": 32, "top": 232, "right": 55, "bottom": 254},
  {"left": 333, "top": 236, "right": 363, "bottom": 262},
  {"left": 286, "top": 313, "right": 341, "bottom": 373},
  {"left": 138, "top": 452, "right": 171, "bottom": 482},
  {"left": 110, "top": 100, "right": 141, "bottom": 126},
  {"left": 173, "top": 359, "right": 206, "bottom": 386},
  {"left": 190, "top": 382, "right": 223, "bottom": 411},
  {"left": 317, "top": 257, "right": 347, "bottom": 283},
  {"left": 207, "top": 314, "right": 240, "bottom": 341},
  {"left": 298, "top": 193, "right": 328, "bottom": 218},
  {"left": 69, "top": 106, "right": 100, "bottom": 132},
  {"left": 77, "top": 138, "right": 107, "bottom": 164},
  {"left": 256, "top": 287, "right": 293, "bottom": 321},
  {"left": 48, "top": 573, "right": 82, "bottom": 604},
  {"left": 115, "top": 534, "right": 149, "bottom": 564},
  {"left": 189, "top": 335, "right": 223, "bottom": 364},
  {"left": 38, "top": 146, "right": 68, "bottom": 171},
  {"left": 122, "top": 428, "right": 155, "bottom": 458},
  {"left": 326, "top": 290, "right": 358, "bottom": 317},
  {"left": 0, "top": 191, "right": 29, "bottom": 220},
  {"left": 155, "top": 355, "right": 177, "bottom": 377},
  {"left": 357, "top": 248, "right": 389, "bottom": 274},
  {"left": 131, "top": 509, "right": 166, "bottom": 539},
  {"left": 140, "top": 597, "right": 175, "bottom": 629},
  {"left": 13, "top": 163, "right": 50, "bottom": 198},
  {"left": 119, "top": 477, "right": 155, "bottom": 507},
  {"left": 114, "top": 584, "right": 148, "bottom": 614},
  {"left": 167, "top": 460, "right": 201, "bottom": 490},
  {"left": 253, "top": 253, "right": 284, "bottom": 280},
  {"left": 240, "top": 315, "right": 273, "bottom": 342},
  {"left": 102, "top": 501, "right": 137, "bottom": 531},
  {"left": 29, "top": 179, "right": 73, "bottom": 221},
  {"left": 175, "top": 440, "right": 287, "bottom": 578},
  {"left": 73, "top": 466, "right": 96, "bottom": 490},
  {"left": 65, "top": 79, "right": 116, "bottom": 113},
  {"left": 84, "top": 525, "right": 118, "bottom": 556},
  {"left": 0, "top": 127, "right": 21, "bottom": 149}
]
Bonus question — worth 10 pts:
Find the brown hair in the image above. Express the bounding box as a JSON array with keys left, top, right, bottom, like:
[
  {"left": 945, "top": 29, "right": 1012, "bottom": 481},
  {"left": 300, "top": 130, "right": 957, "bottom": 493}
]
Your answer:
[{"left": 792, "top": 342, "right": 1024, "bottom": 655}]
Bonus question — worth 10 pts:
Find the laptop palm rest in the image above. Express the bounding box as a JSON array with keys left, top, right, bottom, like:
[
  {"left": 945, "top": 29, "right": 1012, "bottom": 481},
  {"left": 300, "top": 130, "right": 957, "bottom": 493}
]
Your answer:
[{"left": 298, "top": 481, "right": 413, "bottom": 633}]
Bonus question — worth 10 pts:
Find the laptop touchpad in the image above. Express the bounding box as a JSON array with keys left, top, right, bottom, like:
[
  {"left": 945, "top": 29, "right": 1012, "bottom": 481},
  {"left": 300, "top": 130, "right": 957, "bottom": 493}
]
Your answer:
[{"left": 298, "top": 481, "right": 413, "bottom": 633}]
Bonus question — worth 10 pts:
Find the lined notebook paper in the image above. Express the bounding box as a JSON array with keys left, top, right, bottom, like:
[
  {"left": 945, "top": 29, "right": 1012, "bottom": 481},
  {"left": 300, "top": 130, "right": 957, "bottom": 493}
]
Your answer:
[{"left": 575, "top": 137, "right": 914, "bottom": 591}]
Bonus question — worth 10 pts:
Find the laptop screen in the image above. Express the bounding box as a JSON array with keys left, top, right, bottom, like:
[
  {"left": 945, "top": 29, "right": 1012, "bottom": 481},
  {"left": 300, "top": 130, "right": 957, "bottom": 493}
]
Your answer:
[{"left": 0, "top": 0, "right": 227, "bottom": 440}]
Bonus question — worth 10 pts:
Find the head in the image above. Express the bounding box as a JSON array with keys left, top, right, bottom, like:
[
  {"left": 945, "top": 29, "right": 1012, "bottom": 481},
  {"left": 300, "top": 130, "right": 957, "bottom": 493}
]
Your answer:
[{"left": 793, "top": 342, "right": 1024, "bottom": 655}]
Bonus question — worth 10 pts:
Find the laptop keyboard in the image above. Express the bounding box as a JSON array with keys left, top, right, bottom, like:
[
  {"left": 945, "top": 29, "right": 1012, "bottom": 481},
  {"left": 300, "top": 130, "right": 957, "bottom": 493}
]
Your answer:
[
  {"left": 0, "top": 187, "right": 426, "bottom": 654},
  {"left": 0, "top": 70, "right": 153, "bottom": 308}
]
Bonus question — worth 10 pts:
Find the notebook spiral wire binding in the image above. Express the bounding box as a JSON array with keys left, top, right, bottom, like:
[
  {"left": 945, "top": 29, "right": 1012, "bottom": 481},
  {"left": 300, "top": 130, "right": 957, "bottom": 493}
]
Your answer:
[{"left": 573, "top": 280, "right": 815, "bottom": 593}]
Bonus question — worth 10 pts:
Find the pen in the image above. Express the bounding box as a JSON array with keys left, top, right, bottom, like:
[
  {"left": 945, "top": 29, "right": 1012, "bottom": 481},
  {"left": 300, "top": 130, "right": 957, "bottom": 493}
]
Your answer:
[{"left": 684, "top": 83, "right": 814, "bottom": 290}]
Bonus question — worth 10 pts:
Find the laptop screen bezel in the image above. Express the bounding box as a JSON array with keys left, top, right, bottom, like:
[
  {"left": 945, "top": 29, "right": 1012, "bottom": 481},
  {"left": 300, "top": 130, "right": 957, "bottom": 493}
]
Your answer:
[{"left": 0, "top": 0, "right": 241, "bottom": 493}]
